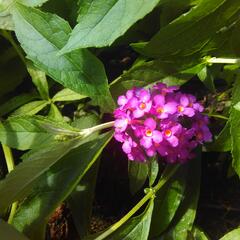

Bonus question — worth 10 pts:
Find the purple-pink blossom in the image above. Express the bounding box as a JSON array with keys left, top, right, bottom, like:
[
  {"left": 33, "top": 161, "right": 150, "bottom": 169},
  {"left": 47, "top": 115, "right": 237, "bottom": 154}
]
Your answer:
[{"left": 113, "top": 83, "right": 212, "bottom": 164}]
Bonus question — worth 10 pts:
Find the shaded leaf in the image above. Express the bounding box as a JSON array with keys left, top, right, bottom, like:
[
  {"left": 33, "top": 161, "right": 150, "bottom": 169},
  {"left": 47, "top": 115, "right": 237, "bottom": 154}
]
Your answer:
[
  {"left": 0, "top": 219, "right": 29, "bottom": 240},
  {"left": 12, "top": 132, "right": 112, "bottom": 239},
  {"left": 12, "top": 3, "right": 115, "bottom": 112},
  {"left": 142, "top": 0, "right": 240, "bottom": 59},
  {"left": 148, "top": 157, "right": 159, "bottom": 187},
  {"left": 128, "top": 161, "right": 148, "bottom": 195},
  {"left": 0, "top": 92, "right": 39, "bottom": 116}
]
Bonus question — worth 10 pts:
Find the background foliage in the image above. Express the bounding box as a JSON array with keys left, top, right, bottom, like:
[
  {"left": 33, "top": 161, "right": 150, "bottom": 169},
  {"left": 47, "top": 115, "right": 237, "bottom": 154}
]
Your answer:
[{"left": 0, "top": 0, "right": 240, "bottom": 239}]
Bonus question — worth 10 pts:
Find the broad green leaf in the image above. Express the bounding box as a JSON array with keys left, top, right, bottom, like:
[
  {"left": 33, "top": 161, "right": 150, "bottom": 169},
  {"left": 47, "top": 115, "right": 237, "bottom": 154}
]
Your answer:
[
  {"left": 106, "top": 199, "right": 154, "bottom": 240},
  {"left": 12, "top": 3, "right": 115, "bottom": 112},
  {"left": 0, "top": 115, "right": 78, "bottom": 150},
  {"left": 159, "top": 155, "right": 201, "bottom": 240},
  {"left": 11, "top": 100, "right": 49, "bottom": 116},
  {"left": 220, "top": 228, "right": 240, "bottom": 240},
  {"left": 52, "top": 88, "right": 86, "bottom": 102},
  {"left": 27, "top": 62, "right": 49, "bottom": 100},
  {"left": 0, "top": 136, "right": 81, "bottom": 214},
  {"left": 60, "top": 0, "right": 160, "bottom": 53},
  {"left": 142, "top": 0, "right": 240, "bottom": 59},
  {"left": 206, "top": 121, "right": 231, "bottom": 152},
  {"left": 0, "top": 219, "right": 29, "bottom": 240},
  {"left": 68, "top": 161, "right": 100, "bottom": 239},
  {"left": 230, "top": 77, "right": 240, "bottom": 176},
  {"left": 128, "top": 161, "right": 148, "bottom": 195},
  {"left": 0, "top": 92, "right": 38, "bottom": 116},
  {"left": 12, "top": 132, "right": 112, "bottom": 240},
  {"left": 149, "top": 165, "right": 187, "bottom": 238},
  {"left": 48, "top": 103, "right": 64, "bottom": 121}
]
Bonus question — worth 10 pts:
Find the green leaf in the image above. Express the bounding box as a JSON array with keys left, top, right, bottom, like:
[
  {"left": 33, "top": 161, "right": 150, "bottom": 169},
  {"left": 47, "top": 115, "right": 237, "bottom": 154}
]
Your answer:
[
  {"left": 159, "top": 155, "right": 201, "bottom": 240},
  {"left": 68, "top": 160, "right": 100, "bottom": 239},
  {"left": 149, "top": 165, "right": 187, "bottom": 238},
  {"left": 148, "top": 157, "right": 159, "bottom": 187},
  {"left": 52, "top": 88, "right": 86, "bottom": 102},
  {"left": 68, "top": 113, "right": 100, "bottom": 239},
  {"left": 142, "top": 0, "right": 240, "bottom": 59},
  {"left": 11, "top": 100, "right": 49, "bottom": 116},
  {"left": 206, "top": 121, "right": 231, "bottom": 152},
  {"left": 0, "top": 115, "right": 78, "bottom": 150},
  {"left": 230, "top": 77, "right": 240, "bottom": 176},
  {"left": 0, "top": 219, "right": 29, "bottom": 240},
  {"left": 60, "top": 0, "right": 160, "bottom": 53},
  {"left": 220, "top": 228, "right": 240, "bottom": 240},
  {"left": 0, "top": 13, "right": 14, "bottom": 30},
  {"left": 48, "top": 103, "right": 64, "bottom": 121},
  {"left": 128, "top": 161, "right": 148, "bottom": 195},
  {"left": 234, "top": 102, "right": 240, "bottom": 111},
  {"left": 0, "top": 136, "right": 81, "bottom": 214},
  {"left": 0, "top": 92, "right": 39, "bottom": 116},
  {"left": 12, "top": 3, "right": 115, "bottom": 112},
  {"left": 191, "top": 226, "right": 209, "bottom": 240},
  {"left": 106, "top": 199, "right": 154, "bottom": 240},
  {"left": 27, "top": 62, "right": 49, "bottom": 100},
  {"left": 12, "top": 132, "right": 112, "bottom": 239},
  {"left": 198, "top": 67, "right": 215, "bottom": 92}
]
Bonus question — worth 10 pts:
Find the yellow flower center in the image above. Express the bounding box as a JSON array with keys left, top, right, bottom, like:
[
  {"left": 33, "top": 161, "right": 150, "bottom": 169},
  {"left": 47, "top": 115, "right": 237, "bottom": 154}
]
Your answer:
[
  {"left": 139, "top": 102, "right": 146, "bottom": 110},
  {"left": 164, "top": 129, "right": 172, "bottom": 137},
  {"left": 177, "top": 105, "right": 184, "bottom": 112},
  {"left": 156, "top": 107, "right": 165, "bottom": 113},
  {"left": 145, "top": 129, "right": 153, "bottom": 137}
]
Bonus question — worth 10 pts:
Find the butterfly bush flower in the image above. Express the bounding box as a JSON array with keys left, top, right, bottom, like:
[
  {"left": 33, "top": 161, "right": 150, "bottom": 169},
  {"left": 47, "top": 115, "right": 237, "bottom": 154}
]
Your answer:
[{"left": 113, "top": 83, "right": 212, "bottom": 164}]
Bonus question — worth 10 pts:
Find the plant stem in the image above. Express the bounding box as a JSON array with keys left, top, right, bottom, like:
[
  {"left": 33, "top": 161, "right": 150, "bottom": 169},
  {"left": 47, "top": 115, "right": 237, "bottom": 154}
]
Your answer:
[
  {"left": 207, "top": 57, "right": 240, "bottom": 64},
  {"left": 1, "top": 30, "right": 26, "bottom": 64},
  {"left": 204, "top": 113, "right": 228, "bottom": 120},
  {"left": 95, "top": 164, "right": 179, "bottom": 240},
  {"left": 1, "top": 144, "right": 18, "bottom": 224}
]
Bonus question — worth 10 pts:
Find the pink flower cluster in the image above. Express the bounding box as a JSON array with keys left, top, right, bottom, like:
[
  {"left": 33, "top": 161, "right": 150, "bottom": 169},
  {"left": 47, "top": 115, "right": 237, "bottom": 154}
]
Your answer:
[{"left": 114, "top": 83, "right": 212, "bottom": 163}]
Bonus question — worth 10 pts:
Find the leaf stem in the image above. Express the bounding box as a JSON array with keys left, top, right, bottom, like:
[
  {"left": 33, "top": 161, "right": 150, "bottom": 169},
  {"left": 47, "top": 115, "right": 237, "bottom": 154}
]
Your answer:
[
  {"left": 95, "top": 164, "right": 179, "bottom": 240},
  {"left": 207, "top": 57, "right": 240, "bottom": 64},
  {"left": 1, "top": 30, "right": 25, "bottom": 64},
  {"left": 1, "top": 144, "right": 18, "bottom": 224}
]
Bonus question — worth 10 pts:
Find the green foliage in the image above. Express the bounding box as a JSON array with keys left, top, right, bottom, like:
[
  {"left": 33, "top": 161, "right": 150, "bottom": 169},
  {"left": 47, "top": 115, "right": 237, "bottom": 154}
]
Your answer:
[{"left": 0, "top": 0, "right": 239, "bottom": 239}]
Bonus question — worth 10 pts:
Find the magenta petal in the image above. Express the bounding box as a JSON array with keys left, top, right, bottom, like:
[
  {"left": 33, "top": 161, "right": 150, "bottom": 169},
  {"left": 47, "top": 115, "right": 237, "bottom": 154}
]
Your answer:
[
  {"left": 168, "top": 136, "right": 179, "bottom": 147},
  {"left": 139, "top": 89, "right": 150, "bottom": 102},
  {"left": 133, "top": 109, "right": 144, "bottom": 118},
  {"left": 164, "top": 102, "right": 177, "bottom": 114},
  {"left": 140, "top": 136, "right": 152, "bottom": 149},
  {"left": 146, "top": 147, "right": 156, "bottom": 157},
  {"left": 114, "top": 119, "right": 128, "bottom": 132},
  {"left": 180, "top": 95, "right": 189, "bottom": 106},
  {"left": 184, "top": 107, "right": 195, "bottom": 117},
  {"left": 117, "top": 95, "right": 127, "bottom": 106},
  {"left": 154, "top": 95, "right": 165, "bottom": 105},
  {"left": 122, "top": 140, "right": 132, "bottom": 154},
  {"left": 144, "top": 118, "right": 156, "bottom": 130},
  {"left": 152, "top": 130, "right": 163, "bottom": 143}
]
